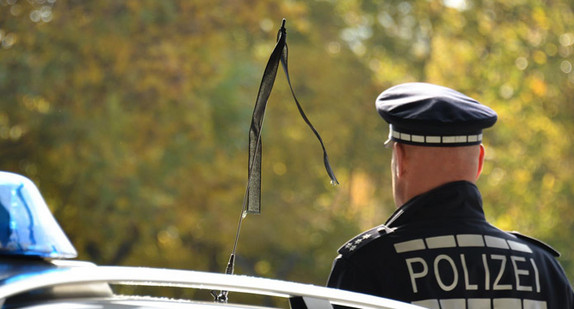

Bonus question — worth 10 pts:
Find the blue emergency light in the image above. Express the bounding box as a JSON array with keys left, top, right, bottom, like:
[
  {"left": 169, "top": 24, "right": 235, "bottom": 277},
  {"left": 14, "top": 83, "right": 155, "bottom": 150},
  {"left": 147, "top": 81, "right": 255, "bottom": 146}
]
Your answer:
[{"left": 0, "top": 171, "right": 77, "bottom": 259}]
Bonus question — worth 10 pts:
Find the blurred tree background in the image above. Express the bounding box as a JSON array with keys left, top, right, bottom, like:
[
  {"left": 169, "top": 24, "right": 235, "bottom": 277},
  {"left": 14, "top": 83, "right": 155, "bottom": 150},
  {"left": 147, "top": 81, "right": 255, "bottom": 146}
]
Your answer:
[{"left": 1, "top": 0, "right": 573, "bottom": 297}]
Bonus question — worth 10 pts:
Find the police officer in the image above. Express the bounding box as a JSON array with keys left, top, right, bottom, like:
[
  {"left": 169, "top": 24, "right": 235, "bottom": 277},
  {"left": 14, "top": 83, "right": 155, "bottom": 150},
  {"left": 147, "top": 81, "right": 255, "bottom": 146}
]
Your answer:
[{"left": 327, "top": 83, "right": 574, "bottom": 308}]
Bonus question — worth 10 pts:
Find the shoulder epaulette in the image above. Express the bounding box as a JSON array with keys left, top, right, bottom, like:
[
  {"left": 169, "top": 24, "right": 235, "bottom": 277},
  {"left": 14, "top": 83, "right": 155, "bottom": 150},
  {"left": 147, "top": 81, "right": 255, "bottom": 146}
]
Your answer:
[
  {"left": 510, "top": 231, "right": 560, "bottom": 257},
  {"left": 338, "top": 224, "right": 395, "bottom": 257}
]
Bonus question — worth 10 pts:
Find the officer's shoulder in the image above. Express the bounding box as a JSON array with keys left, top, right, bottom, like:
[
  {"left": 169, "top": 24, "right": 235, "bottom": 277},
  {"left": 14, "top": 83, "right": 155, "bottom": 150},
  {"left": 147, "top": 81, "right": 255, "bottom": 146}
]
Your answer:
[
  {"left": 338, "top": 224, "right": 395, "bottom": 257},
  {"left": 510, "top": 231, "right": 560, "bottom": 257}
]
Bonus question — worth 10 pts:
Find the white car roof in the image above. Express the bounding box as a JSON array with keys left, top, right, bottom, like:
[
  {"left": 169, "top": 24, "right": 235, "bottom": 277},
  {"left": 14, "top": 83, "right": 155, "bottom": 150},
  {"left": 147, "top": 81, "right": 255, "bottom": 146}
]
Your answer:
[{"left": 0, "top": 263, "right": 424, "bottom": 309}]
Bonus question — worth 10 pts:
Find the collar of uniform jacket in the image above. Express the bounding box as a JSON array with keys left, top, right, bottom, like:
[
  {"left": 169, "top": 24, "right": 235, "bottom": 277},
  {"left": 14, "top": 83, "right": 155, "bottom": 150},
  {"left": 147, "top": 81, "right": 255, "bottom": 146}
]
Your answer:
[
  {"left": 385, "top": 181, "right": 486, "bottom": 228},
  {"left": 335, "top": 181, "right": 487, "bottom": 256}
]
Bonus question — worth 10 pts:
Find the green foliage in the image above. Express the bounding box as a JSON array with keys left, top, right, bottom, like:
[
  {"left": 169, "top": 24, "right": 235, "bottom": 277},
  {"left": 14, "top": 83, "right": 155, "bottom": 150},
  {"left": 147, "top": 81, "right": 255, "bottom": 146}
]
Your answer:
[{"left": 1, "top": 0, "right": 573, "bottom": 297}]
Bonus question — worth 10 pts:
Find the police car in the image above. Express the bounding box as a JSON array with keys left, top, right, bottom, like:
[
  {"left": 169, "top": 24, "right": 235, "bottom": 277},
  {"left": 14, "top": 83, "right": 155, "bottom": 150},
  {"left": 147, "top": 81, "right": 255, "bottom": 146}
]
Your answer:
[{"left": 0, "top": 171, "right": 424, "bottom": 309}]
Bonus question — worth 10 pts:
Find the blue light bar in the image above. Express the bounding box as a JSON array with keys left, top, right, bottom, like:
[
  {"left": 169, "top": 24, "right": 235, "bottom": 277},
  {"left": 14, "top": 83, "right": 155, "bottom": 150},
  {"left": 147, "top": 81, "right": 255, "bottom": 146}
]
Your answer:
[{"left": 0, "top": 172, "right": 77, "bottom": 259}]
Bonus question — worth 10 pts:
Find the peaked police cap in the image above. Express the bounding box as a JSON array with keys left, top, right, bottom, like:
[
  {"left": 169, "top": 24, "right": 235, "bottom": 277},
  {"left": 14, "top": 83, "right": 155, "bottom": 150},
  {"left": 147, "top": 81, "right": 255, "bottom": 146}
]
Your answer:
[{"left": 376, "top": 83, "right": 498, "bottom": 147}]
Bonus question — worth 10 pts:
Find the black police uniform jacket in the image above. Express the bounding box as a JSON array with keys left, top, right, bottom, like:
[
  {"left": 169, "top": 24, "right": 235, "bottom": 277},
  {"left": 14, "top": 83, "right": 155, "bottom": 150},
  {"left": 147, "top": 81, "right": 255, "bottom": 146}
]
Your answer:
[{"left": 327, "top": 181, "right": 574, "bottom": 308}]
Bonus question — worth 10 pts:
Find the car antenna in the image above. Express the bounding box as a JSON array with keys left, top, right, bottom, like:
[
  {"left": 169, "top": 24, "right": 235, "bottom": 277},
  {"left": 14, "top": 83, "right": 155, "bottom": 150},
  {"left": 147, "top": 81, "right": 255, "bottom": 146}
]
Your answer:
[{"left": 211, "top": 19, "right": 338, "bottom": 303}]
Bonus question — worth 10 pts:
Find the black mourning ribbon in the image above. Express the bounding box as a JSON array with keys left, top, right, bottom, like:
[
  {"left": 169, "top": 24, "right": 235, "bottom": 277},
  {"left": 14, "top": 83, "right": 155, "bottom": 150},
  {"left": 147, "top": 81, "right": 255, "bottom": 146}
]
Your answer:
[
  {"left": 247, "top": 19, "right": 339, "bottom": 214},
  {"left": 211, "top": 19, "right": 339, "bottom": 304}
]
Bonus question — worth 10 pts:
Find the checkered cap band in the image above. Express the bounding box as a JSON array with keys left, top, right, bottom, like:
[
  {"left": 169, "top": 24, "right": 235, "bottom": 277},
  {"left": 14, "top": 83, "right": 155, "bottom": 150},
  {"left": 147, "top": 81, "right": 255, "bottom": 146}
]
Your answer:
[{"left": 385, "top": 125, "right": 482, "bottom": 147}]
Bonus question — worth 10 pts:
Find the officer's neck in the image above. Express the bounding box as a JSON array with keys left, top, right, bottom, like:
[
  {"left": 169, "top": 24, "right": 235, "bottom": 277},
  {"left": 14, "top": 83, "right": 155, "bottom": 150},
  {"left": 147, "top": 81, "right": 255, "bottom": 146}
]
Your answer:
[{"left": 393, "top": 144, "right": 482, "bottom": 208}]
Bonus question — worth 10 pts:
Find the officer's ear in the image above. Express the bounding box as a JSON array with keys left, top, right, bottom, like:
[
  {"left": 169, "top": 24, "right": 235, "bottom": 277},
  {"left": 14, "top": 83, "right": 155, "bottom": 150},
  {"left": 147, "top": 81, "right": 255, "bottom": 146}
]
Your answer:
[
  {"left": 393, "top": 142, "right": 407, "bottom": 177},
  {"left": 476, "top": 144, "right": 485, "bottom": 179}
]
